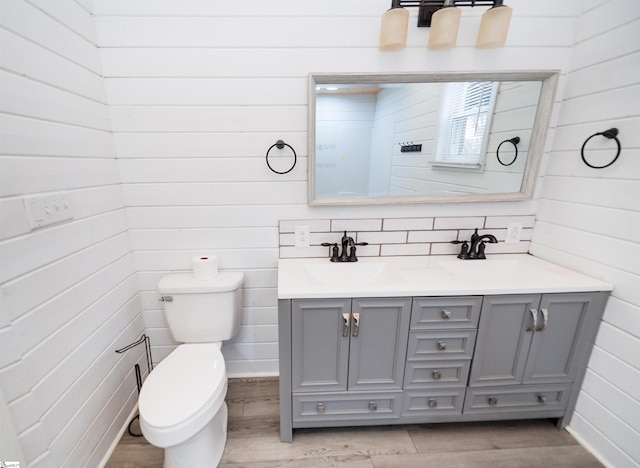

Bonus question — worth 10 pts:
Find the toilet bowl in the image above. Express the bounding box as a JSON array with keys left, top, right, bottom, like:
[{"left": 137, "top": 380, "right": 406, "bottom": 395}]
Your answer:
[{"left": 139, "top": 343, "right": 228, "bottom": 467}]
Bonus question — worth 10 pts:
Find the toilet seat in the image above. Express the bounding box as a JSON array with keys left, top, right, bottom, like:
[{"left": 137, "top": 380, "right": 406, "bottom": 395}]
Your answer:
[{"left": 139, "top": 343, "right": 227, "bottom": 448}]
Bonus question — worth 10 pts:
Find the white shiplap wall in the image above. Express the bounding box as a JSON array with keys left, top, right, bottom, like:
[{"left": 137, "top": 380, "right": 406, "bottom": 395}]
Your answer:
[
  {"left": 94, "top": 0, "right": 579, "bottom": 377},
  {"left": 531, "top": 1, "right": 640, "bottom": 466},
  {"left": 0, "top": 1, "right": 144, "bottom": 466}
]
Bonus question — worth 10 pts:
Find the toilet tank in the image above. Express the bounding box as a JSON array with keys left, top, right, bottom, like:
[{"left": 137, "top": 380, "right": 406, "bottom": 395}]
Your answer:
[{"left": 158, "top": 271, "right": 244, "bottom": 343}]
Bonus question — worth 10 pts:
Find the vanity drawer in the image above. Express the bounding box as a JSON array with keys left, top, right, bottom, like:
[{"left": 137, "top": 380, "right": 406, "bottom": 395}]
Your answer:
[
  {"left": 407, "top": 330, "right": 477, "bottom": 360},
  {"left": 404, "top": 360, "right": 471, "bottom": 389},
  {"left": 463, "top": 384, "right": 572, "bottom": 415},
  {"left": 402, "top": 388, "right": 465, "bottom": 416},
  {"left": 411, "top": 296, "right": 482, "bottom": 329},
  {"left": 292, "top": 392, "right": 402, "bottom": 423}
]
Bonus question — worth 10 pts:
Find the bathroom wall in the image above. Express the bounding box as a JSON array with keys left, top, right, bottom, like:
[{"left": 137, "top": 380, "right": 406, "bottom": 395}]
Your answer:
[
  {"left": 0, "top": 1, "right": 144, "bottom": 466},
  {"left": 530, "top": 1, "right": 640, "bottom": 465},
  {"left": 93, "top": 0, "right": 579, "bottom": 376}
]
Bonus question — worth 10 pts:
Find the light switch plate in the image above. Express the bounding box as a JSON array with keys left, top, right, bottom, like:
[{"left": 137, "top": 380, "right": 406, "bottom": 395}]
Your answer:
[{"left": 24, "top": 195, "right": 73, "bottom": 229}]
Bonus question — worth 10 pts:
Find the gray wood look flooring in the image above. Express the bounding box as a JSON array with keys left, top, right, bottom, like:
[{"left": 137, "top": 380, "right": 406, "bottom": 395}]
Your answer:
[{"left": 106, "top": 377, "right": 602, "bottom": 468}]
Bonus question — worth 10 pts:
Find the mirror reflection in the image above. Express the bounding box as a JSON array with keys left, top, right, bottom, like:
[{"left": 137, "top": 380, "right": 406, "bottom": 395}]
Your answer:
[{"left": 309, "top": 72, "right": 558, "bottom": 205}]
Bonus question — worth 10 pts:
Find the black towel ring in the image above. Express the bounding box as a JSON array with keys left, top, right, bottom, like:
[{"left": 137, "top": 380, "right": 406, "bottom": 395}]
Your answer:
[
  {"left": 266, "top": 140, "right": 297, "bottom": 174},
  {"left": 580, "top": 128, "right": 621, "bottom": 169},
  {"left": 496, "top": 136, "right": 520, "bottom": 166}
]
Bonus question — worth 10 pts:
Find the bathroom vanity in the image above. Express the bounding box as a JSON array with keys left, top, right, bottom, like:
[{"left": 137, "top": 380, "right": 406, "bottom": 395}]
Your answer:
[{"left": 277, "top": 255, "right": 612, "bottom": 442}]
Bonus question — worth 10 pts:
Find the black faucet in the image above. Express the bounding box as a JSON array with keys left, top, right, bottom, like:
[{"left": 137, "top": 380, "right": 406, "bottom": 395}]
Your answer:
[
  {"left": 451, "top": 228, "right": 498, "bottom": 260},
  {"left": 322, "top": 231, "right": 368, "bottom": 262}
]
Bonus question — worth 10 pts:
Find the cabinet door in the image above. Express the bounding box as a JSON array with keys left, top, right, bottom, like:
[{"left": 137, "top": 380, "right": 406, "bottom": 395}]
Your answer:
[
  {"left": 291, "top": 299, "right": 351, "bottom": 393},
  {"left": 348, "top": 297, "right": 411, "bottom": 391},
  {"left": 468, "top": 294, "right": 541, "bottom": 387},
  {"left": 523, "top": 293, "right": 596, "bottom": 384}
]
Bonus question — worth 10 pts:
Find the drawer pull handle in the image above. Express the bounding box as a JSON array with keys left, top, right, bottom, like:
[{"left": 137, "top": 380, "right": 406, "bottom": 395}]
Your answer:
[
  {"left": 441, "top": 309, "right": 452, "bottom": 319},
  {"left": 526, "top": 309, "right": 538, "bottom": 331},
  {"left": 342, "top": 313, "right": 350, "bottom": 337},
  {"left": 428, "top": 399, "right": 438, "bottom": 408},
  {"left": 368, "top": 401, "right": 377, "bottom": 411},
  {"left": 538, "top": 395, "right": 547, "bottom": 404},
  {"left": 488, "top": 397, "right": 498, "bottom": 406},
  {"left": 432, "top": 370, "right": 442, "bottom": 380},
  {"left": 437, "top": 341, "right": 447, "bottom": 351},
  {"left": 316, "top": 402, "right": 325, "bottom": 413},
  {"left": 352, "top": 312, "right": 360, "bottom": 337},
  {"left": 537, "top": 309, "right": 549, "bottom": 331}
]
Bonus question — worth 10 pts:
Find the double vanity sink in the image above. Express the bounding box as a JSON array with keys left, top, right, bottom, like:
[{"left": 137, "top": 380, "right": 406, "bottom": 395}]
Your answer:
[
  {"left": 278, "top": 254, "right": 611, "bottom": 299},
  {"left": 277, "top": 254, "right": 612, "bottom": 442}
]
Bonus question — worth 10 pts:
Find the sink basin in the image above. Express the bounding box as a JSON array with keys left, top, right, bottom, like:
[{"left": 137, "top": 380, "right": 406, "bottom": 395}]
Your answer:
[{"left": 304, "top": 262, "right": 397, "bottom": 286}]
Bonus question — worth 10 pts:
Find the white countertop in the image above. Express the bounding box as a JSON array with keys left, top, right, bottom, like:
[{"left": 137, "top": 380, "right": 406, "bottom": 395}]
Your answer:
[{"left": 277, "top": 254, "right": 613, "bottom": 299}]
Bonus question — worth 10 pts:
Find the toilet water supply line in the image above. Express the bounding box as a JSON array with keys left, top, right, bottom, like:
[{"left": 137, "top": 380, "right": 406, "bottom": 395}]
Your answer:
[{"left": 115, "top": 334, "right": 154, "bottom": 437}]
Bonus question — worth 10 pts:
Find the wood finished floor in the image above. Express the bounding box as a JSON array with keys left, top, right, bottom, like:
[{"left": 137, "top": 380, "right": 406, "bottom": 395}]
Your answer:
[{"left": 106, "top": 377, "right": 602, "bottom": 468}]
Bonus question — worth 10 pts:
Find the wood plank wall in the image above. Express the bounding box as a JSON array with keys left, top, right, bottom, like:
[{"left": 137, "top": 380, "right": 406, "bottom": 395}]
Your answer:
[
  {"left": 0, "top": 1, "right": 144, "bottom": 466},
  {"left": 530, "top": 1, "right": 640, "bottom": 466},
  {"left": 93, "top": 0, "right": 578, "bottom": 378}
]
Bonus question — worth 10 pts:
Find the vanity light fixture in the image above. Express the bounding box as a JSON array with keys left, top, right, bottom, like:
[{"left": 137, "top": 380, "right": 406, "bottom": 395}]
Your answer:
[{"left": 379, "top": 0, "right": 512, "bottom": 51}]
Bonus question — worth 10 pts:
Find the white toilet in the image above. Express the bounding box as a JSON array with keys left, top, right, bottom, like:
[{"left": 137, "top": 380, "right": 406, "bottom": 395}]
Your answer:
[{"left": 138, "top": 270, "right": 243, "bottom": 468}]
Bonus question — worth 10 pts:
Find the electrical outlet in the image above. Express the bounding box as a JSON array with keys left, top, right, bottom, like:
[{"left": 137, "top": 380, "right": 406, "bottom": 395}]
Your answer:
[
  {"left": 505, "top": 222, "right": 523, "bottom": 244},
  {"left": 294, "top": 225, "right": 310, "bottom": 247}
]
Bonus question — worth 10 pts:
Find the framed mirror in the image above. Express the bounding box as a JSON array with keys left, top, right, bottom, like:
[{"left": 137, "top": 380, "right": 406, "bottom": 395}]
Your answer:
[{"left": 308, "top": 71, "right": 559, "bottom": 205}]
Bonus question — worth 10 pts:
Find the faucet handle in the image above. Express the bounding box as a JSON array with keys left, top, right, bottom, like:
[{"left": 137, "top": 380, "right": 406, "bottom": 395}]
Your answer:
[{"left": 321, "top": 242, "right": 339, "bottom": 262}]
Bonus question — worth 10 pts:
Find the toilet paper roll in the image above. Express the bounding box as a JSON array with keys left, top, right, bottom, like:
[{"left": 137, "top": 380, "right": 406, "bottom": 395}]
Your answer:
[{"left": 192, "top": 255, "right": 218, "bottom": 280}]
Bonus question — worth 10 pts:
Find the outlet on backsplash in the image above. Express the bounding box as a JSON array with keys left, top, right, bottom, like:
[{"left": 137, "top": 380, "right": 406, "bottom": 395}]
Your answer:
[
  {"left": 294, "top": 225, "right": 310, "bottom": 247},
  {"left": 505, "top": 222, "right": 524, "bottom": 243}
]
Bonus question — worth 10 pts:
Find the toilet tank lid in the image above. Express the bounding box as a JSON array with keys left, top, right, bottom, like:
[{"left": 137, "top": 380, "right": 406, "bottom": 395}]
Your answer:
[{"left": 159, "top": 271, "right": 244, "bottom": 293}]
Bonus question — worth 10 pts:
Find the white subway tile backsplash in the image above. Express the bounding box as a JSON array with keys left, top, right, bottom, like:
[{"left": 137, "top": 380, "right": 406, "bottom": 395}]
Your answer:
[
  {"left": 434, "top": 216, "right": 486, "bottom": 230},
  {"left": 280, "top": 216, "right": 530, "bottom": 259},
  {"left": 359, "top": 231, "right": 407, "bottom": 244},
  {"left": 408, "top": 230, "right": 459, "bottom": 243},
  {"left": 381, "top": 243, "right": 430, "bottom": 256},
  {"left": 383, "top": 218, "right": 434, "bottom": 231},
  {"left": 332, "top": 218, "right": 382, "bottom": 232}
]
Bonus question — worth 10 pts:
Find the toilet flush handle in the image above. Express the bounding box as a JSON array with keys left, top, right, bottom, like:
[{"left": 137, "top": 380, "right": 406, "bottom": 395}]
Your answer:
[{"left": 159, "top": 296, "right": 173, "bottom": 302}]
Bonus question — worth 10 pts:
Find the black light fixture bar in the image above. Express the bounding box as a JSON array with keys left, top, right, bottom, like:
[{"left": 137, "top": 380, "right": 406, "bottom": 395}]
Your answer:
[{"left": 395, "top": 0, "right": 499, "bottom": 27}]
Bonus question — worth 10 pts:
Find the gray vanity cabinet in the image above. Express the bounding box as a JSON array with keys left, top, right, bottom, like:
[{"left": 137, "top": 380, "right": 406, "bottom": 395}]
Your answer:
[
  {"left": 465, "top": 292, "right": 607, "bottom": 416},
  {"left": 278, "top": 290, "right": 609, "bottom": 442},
  {"left": 468, "top": 293, "right": 601, "bottom": 387},
  {"left": 288, "top": 297, "right": 411, "bottom": 430},
  {"left": 291, "top": 297, "right": 411, "bottom": 393}
]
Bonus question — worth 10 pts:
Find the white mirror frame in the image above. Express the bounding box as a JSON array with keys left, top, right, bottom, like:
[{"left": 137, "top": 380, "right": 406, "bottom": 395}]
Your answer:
[{"left": 308, "top": 70, "right": 559, "bottom": 206}]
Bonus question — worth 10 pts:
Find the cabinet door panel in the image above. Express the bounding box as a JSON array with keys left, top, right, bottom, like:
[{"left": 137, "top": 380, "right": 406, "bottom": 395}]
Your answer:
[
  {"left": 523, "top": 293, "right": 594, "bottom": 384},
  {"left": 348, "top": 297, "right": 411, "bottom": 391},
  {"left": 469, "top": 294, "right": 541, "bottom": 386},
  {"left": 292, "top": 299, "right": 350, "bottom": 393}
]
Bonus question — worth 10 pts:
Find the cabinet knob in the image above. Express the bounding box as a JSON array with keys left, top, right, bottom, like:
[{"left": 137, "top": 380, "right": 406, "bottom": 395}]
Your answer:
[
  {"left": 437, "top": 341, "right": 447, "bottom": 351},
  {"left": 488, "top": 397, "right": 498, "bottom": 406},
  {"left": 432, "top": 370, "right": 442, "bottom": 380},
  {"left": 428, "top": 399, "right": 438, "bottom": 408},
  {"left": 316, "top": 402, "right": 325, "bottom": 413},
  {"left": 368, "top": 401, "right": 377, "bottom": 411},
  {"left": 538, "top": 395, "right": 547, "bottom": 404},
  {"left": 441, "top": 309, "right": 452, "bottom": 319}
]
